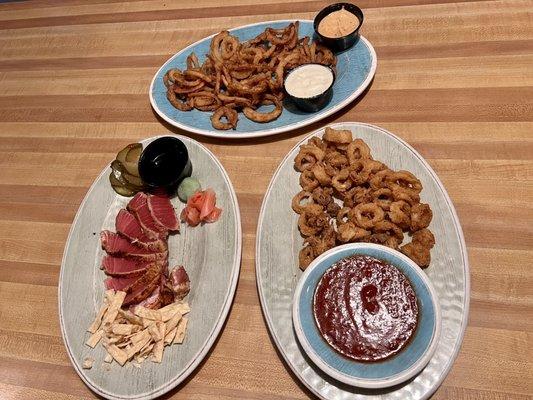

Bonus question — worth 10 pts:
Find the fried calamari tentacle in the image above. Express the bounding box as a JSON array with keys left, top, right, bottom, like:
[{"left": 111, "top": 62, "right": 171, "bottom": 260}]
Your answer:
[
  {"left": 410, "top": 203, "right": 433, "bottom": 232},
  {"left": 326, "top": 201, "right": 341, "bottom": 217},
  {"left": 412, "top": 228, "right": 435, "bottom": 248},
  {"left": 373, "top": 221, "right": 404, "bottom": 242},
  {"left": 311, "top": 162, "right": 332, "bottom": 186},
  {"left": 348, "top": 160, "right": 370, "bottom": 186},
  {"left": 401, "top": 242, "right": 431, "bottom": 268},
  {"left": 298, "top": 210, "right": 328, "bottom": 237},
  {"left": 311, "top": 186, "right": 333, "bottom": 206},
  {"left": 299, "top": 245, "right": 314, "bottom": 270}
]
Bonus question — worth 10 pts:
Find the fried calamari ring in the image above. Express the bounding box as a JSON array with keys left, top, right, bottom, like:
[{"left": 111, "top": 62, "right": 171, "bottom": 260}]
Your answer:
[
  {"left": 363, "top": 159, "right": 386, "bottom": 175},
  {"left": 292, "top": 190, "right": 313, "bottom": 214},
  {"left": 294, "top": 144, "right": 325, "bottom": 172},
  {"left": 311, "top": 162, "right": 332, "bottom": 185},
  {"left": 243, "top": 94, "right": 282, "bottom": 123},
  {"left": 324, "top": 150, "right": 348, "bottom": 168},
  {"left": 388, "top": 200, "right": 411, "bottom": 229},
  {"left": 337, "top": 222, "right": 370, "bottom": 243},
  {"left": 391, "top": 187, "right": 421, "bottom": 206},
  {"left": 372, "top": 188, "right": 394, "bottom": 211},
  {"left": 369, "top": 169, "right": 394, "bottom": 190},
  {"left": 323, "top": 127, "right": 352, "bottom": 144},
  {"left": 305, "top": 225, "right": 336, "bottom": 257},
  {"left": 387, "top": 170, "right": 423, "bottom": 195},
  {"left": 210, "top": 106, "right": 238, "bottom": 130},
  {"left": 410, "top": 203, "right": 433, "bottom": 232},
  {"left": 346, "top": 139, "right": 371, "bottom": 164},
  {"left": 351, "top": 203, "right": 385, "bottom": 229},
  {"left": 331, "top": 168, "right": 352, "bottom": 192},
  {"left": 309, "top": 137, "right": 327, "bottom": 151},
  {"left": 300, "top": 170, "right": 319, "bottom": 191}
]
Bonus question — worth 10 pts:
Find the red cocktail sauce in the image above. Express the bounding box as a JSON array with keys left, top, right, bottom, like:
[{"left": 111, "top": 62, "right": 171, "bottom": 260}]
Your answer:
[{"left": 313, "top": 255, "right": 418, "bottom": 362}]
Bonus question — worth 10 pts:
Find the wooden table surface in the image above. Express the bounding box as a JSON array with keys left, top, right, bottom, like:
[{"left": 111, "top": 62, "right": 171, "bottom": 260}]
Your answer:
[{"left": 0, "top": 0, "right": 532, "bottom": 399}]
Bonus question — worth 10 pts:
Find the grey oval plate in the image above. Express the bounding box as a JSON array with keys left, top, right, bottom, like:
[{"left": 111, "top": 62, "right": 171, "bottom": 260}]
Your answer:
[
  {"left": 256, "top": 122, "right": 470, "bottom": 399},
  {"left": 59, "top": 135, "right": 242, "bottom": 400}
]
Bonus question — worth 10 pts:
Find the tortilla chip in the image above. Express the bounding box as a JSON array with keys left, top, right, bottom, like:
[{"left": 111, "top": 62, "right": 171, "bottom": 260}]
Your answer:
[
  {"left": 151, "top": 324, "right": 165, "bottom": 363},
  {"left": 118, "top": 309, "right": 143, "bottom": 325},
  {"left": 148, "top": 322, "right": 163, "bottom": 342},
  {"left": 176, "top": 303, "right": 190, "bottom": 315},
  {"left": 159, "top": 303, "right": 180, "bottom": 322},
  {"left": 112, "top": 324, "right": 138, "bottom": 336},
  {"left": 174, "top": 317, "right": 188, "bottom": 344},
  {"left": 165, "top": 311, "right": 182, "bottom": 335},
  {"left": 133, "top": 306, "right": 161, "bottom": 321},
  {"left": 88, "top": 302, "right": 109, "bottom": 334},
  {"left": 104, "top": 343, "right": 128, "bottom": 366},
  {"left": 104, "top": 353, "right": 113, "bottom": 363},
  {"left": 164, "top": 327, "right": 177, "bottom": 345},
  {"left": 102, "top": 291, "right": 126, "bottom": 325},
  {"left": 85, "top": 329, "right": 104, "bottom": 348},
  {"left": 126, "top": 331, "right": 152, "bottom": 359}
]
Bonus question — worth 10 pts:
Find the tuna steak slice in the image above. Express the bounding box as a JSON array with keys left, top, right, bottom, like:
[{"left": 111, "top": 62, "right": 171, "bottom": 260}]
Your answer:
[
  {"left": 115, "top": 209, "right": 167, "bottom": 252},
  {"left": 123, "top": 264, "right": 162, "bottom": 306},
  {"left": 102, "top": 256, "right": 165, "bottom": 277},
  {"left": 104, "top": 274, "right": 138, "bottom": 291},
  {"left": 147, "top": 195, "right": 180, "bottom": 231},
  {"left": 100, "top": 231, "right": 168, "bottom": 262},
  {"left": 170, "top": 266, "right": 190, "bottom": 300},
  {"left": 127, "top": 193, "right": 168, "bottom": 239}
]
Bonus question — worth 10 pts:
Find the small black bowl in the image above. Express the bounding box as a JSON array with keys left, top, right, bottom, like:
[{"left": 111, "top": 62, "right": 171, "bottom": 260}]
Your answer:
[
  {"left": 138, "top": 136, "right": 192, "bottom": 195},
  {"left": 283, "top": 64, "right": 336, "bottom": 113},
  {"left": 314, "top": 3, "right": 364, "bottom": 52}
]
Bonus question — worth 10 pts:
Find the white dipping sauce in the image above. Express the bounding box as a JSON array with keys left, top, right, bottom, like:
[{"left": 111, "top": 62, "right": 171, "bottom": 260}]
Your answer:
[{"left": 284, "top": 64, "right": 334, "bottom": 98}]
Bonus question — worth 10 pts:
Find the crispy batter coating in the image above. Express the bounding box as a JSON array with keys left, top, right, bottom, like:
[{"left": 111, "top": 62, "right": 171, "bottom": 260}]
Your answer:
[
  {"left": 292, "top": 127, "right": 436, "bottom": 270},
  {"left": 165, "top": 22, "right": 336, "bottom": 130}
]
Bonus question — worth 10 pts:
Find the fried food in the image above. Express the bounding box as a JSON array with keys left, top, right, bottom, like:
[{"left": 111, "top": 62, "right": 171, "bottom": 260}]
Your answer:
[
  {"left": 292, "top": 128, "right": 435, "bottom": 269},
  {"left": 164, "top": 22, "right": 336, "bottom": 130}
]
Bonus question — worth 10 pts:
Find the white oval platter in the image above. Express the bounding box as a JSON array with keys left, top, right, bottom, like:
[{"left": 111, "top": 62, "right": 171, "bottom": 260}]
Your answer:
[
  {"left": 59, "top": 135, "right": 242, "bottom": 400},
  {"left": 256, "top": 122, "right": 470, "bottom": 399}
]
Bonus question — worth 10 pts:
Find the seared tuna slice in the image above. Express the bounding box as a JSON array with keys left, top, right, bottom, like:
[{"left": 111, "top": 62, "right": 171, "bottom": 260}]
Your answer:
[
  {"left": 100, "top": 230, "right": 167, "bottom": 262},
  {"left": 127, "top": 193, "right": 168, "bottom": 239},
  {"left": 147, "top": 195, "right": 180, "bottom": 231},
  {"left": 115, "top": 209, "right": 167, "bottom": 252},
  {"left": 169, "top": 266, "right": 190, "bottom": 300}
]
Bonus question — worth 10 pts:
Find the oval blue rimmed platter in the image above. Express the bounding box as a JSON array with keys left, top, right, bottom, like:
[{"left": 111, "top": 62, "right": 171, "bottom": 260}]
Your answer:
[
  {"left": 256, "top": 122, "right": 470, "bottom": 399},
  {"left": 59, "top": 135, "right": 242, "bottom": 400},
  {"left": 149, "top": 20, "right": 377, "bottom": 139}
]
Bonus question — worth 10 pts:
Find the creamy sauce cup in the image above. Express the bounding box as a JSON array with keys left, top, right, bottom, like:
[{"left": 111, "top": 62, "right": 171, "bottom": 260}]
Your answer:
[
  {"left": 314, "top": 3, "right": 364, "bottom": 52},
  {"left": 283, "top": 63, "right": 336, "bottom": 113}
]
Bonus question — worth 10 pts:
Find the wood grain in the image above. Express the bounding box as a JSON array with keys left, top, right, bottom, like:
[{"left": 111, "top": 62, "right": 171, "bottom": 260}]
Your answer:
[{"left": 0, "top": 0, "right": 531, "bottom": 399}]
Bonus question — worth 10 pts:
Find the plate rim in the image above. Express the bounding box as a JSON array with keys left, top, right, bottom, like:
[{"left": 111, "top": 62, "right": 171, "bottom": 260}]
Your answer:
[
  {"left": 255, "top": 122, "right": 470, "bottom": 399},
  {"left": 58, "top": 134, "right": 243, "bottom": 400},
  {"left": 149, "top": 19, "right": 377, "bottom": 139},
  {"left": 292, "top": 242, "right": 442, "bottom": 389}
]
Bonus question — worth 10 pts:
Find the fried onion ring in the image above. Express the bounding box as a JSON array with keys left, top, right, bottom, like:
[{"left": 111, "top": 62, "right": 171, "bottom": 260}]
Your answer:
[
  {"left": 210, "top": 106, "right": 238, "bottom": 130},
  {"left": 243, "top": 94, "right": 282, "bottom": 123}
]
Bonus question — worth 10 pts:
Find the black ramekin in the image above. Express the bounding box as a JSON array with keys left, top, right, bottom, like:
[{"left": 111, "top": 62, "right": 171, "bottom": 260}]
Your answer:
[
  {"left": 283, "top": 64, "right": 336, "bottom": 113},
  {"left": 313, "top": 3, "right": 364, "bottom": 52}
]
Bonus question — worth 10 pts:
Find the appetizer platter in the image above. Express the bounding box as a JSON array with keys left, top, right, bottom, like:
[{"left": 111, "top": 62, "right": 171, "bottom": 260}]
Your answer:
[
  {"left": 256, "top": 122, "right": 469, "bottom": 399},
  {"left": 59, "top": 135, "right": 241, "bottom": 400},
  {"left": 150, "top": 19, "right": 376, "bottom": 139}
]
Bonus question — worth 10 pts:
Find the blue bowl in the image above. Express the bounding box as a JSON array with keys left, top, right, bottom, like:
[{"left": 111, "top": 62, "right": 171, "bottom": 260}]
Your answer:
[{"left": 292, "top": 243, "right": 441, "bottom": 388}]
